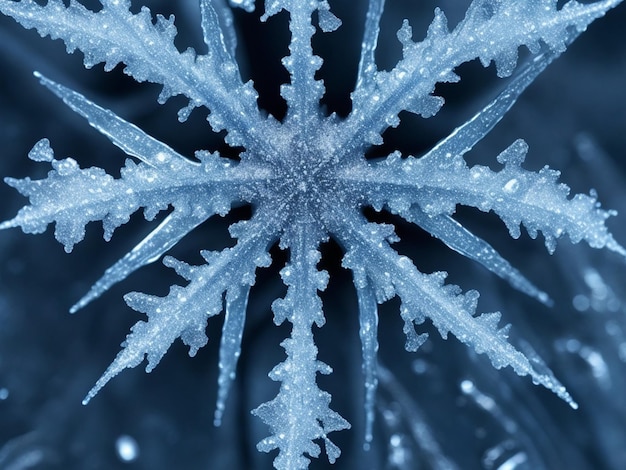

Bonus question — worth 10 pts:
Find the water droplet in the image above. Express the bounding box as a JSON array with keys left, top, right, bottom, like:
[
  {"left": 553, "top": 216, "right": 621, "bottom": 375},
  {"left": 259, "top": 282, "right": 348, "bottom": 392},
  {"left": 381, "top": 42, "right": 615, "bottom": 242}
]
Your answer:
[
  {"left": 502, "top": 178, "right": 519, "bottom": 193},
  {"left": 115, "top": 435, "right": 139, "bottom": 463},
  {"left": 572, "top": 294, "right": 590, "bottom": 312},
  {"left": 460, "top": 379, "right": 474, "bottom": 393}
]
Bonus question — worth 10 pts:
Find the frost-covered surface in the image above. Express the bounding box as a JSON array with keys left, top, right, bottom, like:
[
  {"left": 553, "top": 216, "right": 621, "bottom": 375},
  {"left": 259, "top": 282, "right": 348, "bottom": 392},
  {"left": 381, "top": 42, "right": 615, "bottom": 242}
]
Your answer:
[{"left": 0, "top": 0, "right": 625, "bottom": 468}]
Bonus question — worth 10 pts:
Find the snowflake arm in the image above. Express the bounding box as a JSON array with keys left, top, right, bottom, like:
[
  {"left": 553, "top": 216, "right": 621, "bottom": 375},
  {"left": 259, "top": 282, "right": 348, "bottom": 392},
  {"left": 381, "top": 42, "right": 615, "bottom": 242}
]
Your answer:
[
  {"left": 404, "top": 206, "right": 551, "bottom": 305},
  {"left": 252, "top": 221, "right": 349, "bottom": 470},
  {"left": 31, "top": 73, "right": 238, "bottom": 310},
  {"left": 340, "top": 42, "right": 626, "bottom": 294},
  {"left": 261, "top": 0, "right": 340, "bottom": 128},
  {"left": 0, "top": 0, "right": 265, "bottom": 147},
  {"left": 71, "top": 210, "right": 208, "bottom": 313},
  {"left": 0, "top": 136, "right": 238, "bottom": 246},
  {"left": 214, "top": 284, "right": 249, "bottom": 426},
  {"left": 355, "top": 277, "right": 379, "bottom": 449},
  {"left": 206, "top": 0, "right": 239, "bottom": 61},
  {"left": 35, "top": 73, "right": 200, "bottom": 174},
  {"left": 83, "top": 207, "right": 277, "bottom": 405},
  {"left": 421, "top": 45, "right": 557, "bottom": 166},
  {"left": 344, "top": 0, "right": 623, "bottom": 148},
  {"left": 0, "top": 76, "right": 270, "bottom": 308},
  {"left": 200, "top": 0, "right": 237, "bottom": 71},
  {"left": 355, "top": 0, "right": 385, "bottom": 92},
  {"left": 348, "top": 140, "right": 626, "bottom": 256},
  {"left": 331, "top": 209, "right": 578, "bottom": 408}
]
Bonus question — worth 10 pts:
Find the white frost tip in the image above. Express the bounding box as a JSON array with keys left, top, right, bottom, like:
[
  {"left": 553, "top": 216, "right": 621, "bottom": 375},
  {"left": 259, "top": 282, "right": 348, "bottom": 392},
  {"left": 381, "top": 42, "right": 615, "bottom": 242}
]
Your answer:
[
  {"left": 556, "top": 385, "right": 578, "bottom": 410},
  {"left": 70, "top": 294, "right": 93, "bottom": 314},
  {"left": 82, "top": 369, "right": 116, "bottom": 405},
  {"left": 607, "top": 238, "right": 626, "bottom": 258},
  {"left": 537, "top": 291, "right": 554, "bottom": 308},
  {"left": 82, "top": 384, "right": 101, "bottom": 405},
  {"left": 0, "top": 219, "right": 16, "bottom": 231},
  {"left": 33, "top": 71, "right": 52, "bottom": 87}
]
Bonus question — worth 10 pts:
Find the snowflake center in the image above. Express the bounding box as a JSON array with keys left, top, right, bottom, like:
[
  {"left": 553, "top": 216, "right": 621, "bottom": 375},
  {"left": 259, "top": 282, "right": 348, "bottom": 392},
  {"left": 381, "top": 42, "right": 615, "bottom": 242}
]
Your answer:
[{"left": 268, "top": 136, "right": 336, "bottom": 209}]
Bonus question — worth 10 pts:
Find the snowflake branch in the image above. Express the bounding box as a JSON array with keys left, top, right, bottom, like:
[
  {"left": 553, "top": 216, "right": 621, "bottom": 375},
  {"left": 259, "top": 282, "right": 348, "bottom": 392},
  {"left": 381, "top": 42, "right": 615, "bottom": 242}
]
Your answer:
[
  {"left": 82, "top": 205, "right": 279, "bottom": 405},
  {"left": 70, "top": 210, "right": 209, "bottom": 313},
  {"left": 342, "top": 0, "right": 622, "bottom": 149},
  {"left": 253, "top": 221, "right": 349, "bottom": 470},
  {"left": 355, "top": 0, "right": 385, "bottom": 92},
  {"left": 0, "top": 135, "right": 250, "bottom": 251},
  {"left": 214, "top": 284, "right": 250, "bottom": 426},
  {"left": 420, "top": 46, "right": 557, "bottom": 166},
  {"left": 200, "top": 0, "right": 237, "bottom": 72},
  {"left": 354, "top": 276, "right": 379, "bottom": 449},
  {"left": 400, "top": 205, "right": 551, "bottom": 305},
  {"left": 35, "top": 72, "right": 198, "bottom": 171},
  {"left": 0, "top": 0, "right": 266, "bottom": 147},
  {"left": 259, "top": 0, "right": 340, "bottom": 129},
  {"left": 340, "top": 139, "right": 626, "bottom": 257},
  {"left": 330, "top": 209, "right": 578, "bottom": 408},
  {"left": 0, "top": 75, "right": 274, "bottom": 254}
]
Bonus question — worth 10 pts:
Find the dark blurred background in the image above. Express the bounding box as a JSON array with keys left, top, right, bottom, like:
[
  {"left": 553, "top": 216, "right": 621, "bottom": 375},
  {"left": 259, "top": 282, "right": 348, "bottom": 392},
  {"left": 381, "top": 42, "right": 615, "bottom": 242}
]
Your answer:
[{"left": 1, "top": 1, "right": 626, "bottom": 468}]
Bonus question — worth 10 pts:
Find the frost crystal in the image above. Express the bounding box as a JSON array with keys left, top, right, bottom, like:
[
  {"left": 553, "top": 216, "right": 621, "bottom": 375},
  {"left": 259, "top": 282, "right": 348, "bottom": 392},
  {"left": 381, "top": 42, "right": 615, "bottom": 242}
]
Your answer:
[{"left": 0, "top": 0, "right": 624, "bottom": 468}]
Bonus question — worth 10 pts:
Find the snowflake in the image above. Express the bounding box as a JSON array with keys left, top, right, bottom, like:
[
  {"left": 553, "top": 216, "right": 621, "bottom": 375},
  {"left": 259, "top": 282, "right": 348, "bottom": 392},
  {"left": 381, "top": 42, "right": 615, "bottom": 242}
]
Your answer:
[{"left": 0, "top": 0, "right": 624, "bottom": 468}]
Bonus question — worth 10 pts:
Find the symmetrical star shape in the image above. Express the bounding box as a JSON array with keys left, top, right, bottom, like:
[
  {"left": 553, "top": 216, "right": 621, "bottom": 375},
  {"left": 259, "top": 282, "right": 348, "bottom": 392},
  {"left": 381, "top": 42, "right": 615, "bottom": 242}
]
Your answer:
[{"left": 0, "top": 0, "right": 624, "bottom": 467}]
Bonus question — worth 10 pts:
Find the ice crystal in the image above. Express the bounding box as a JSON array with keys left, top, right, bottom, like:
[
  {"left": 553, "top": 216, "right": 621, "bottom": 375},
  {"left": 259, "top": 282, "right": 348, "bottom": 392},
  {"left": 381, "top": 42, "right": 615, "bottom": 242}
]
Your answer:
[{"left": 0, "top": 0, "right": 624, "bottom": 468}]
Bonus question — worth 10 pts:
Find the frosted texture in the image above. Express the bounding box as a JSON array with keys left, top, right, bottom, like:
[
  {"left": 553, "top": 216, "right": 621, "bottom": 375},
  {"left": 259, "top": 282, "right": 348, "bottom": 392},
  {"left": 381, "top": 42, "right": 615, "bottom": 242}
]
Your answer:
[{"left": 0, "top": 0, "right": 624, "bottom": 467}]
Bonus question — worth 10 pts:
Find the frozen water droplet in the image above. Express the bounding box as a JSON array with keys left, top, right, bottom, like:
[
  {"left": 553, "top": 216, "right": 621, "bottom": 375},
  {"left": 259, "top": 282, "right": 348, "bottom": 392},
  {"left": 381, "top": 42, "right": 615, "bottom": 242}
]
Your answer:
[{"left": 502, "top": 178, "right": 519, "bottom": 193}]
